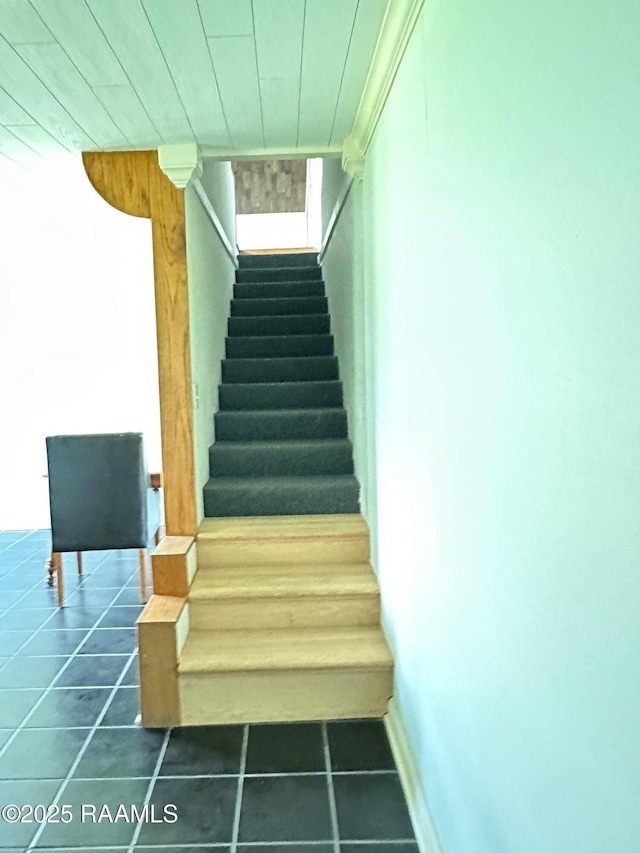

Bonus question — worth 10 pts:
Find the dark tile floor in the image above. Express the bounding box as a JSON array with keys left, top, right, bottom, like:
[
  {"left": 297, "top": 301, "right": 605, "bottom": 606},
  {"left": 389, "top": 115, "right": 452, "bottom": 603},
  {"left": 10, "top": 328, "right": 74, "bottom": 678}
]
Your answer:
[{"left": 0, "top": 529, "right": 417, "bottom": 853}]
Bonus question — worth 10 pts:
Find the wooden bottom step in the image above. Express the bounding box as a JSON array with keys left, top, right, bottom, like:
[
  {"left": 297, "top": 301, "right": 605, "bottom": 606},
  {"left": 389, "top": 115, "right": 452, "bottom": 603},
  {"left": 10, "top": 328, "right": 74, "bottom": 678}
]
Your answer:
[{"left": 178, "top": 626, "right": 393, "bottom": 724}]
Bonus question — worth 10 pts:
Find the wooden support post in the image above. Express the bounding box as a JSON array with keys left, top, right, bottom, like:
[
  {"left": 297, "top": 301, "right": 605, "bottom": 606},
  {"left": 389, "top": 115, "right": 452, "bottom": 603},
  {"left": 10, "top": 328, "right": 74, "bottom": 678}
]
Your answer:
[{"left": 82, "top": 151, "right": 197, "bottom": 538}]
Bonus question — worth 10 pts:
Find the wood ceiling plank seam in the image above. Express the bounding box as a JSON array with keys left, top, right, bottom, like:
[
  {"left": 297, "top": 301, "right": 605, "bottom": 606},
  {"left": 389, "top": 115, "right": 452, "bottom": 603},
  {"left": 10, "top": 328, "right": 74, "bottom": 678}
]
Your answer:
[
  {"left": 6, "top": 123, "right": 74, "bottom": 155},
  {"left": 297, "top": 0, "right": 360, "bottom": 149},
  {"left": 27, "top": 0, "right": 128, "bottom": 87},
  {"left": 0, "top": 84, "right": 37, "bottom": 126},
  {"left": 136, "top": 0, "right": 197, "bottom": 142},
  {"left": 0, "top": 149, "right": 23, "bottom": 171},
  {"left": 0, "top": 125, "right": 44, "bottom": 169},
  {"left": 92, "top": 84, "right": 164, "bottom": 149},
  {"left": 0, "top": 1, "right": 56, "bottom": 45},
  {"left": 248, "top": 0, "right": 267, "bottom": 153},
  {"left": 329, "top": 0, "right": 388, "bottom": 147},
  {"left": 15, "top": 42, "right": 128, "bottom": 149},
  {"left": 0, "top": 34, "right": 97, "bottom": 150},
  {"left": 206, "top": 36, "right": 265, "bottom": 149},
  {"left": 327, "top": 0, "right": 360, "bottom": 147},
  {"left": 253, "top": 0, "right": 305, "bottom": 78},
  {"left": 294, "top": 0, "right": 308, "bottom": 148},
  {"left": 80, "top": 0, "right": 172, "bottom": 144},
  {"left": 22, "top": 1, "right": 143, "bottom": 148},
  {"left": 140, "top": 0, "right": 228, "bottom": 147},
  {"left": 253, "top": 0, "right": 306, "bottom": 149},
  {"left": 195, "top": 0, "right": 234, "bottom": 148},
  {"left": 198, "top": 0, "right": 253, "bottom": 38},
  {"left": 85, "top": 0, "right": 192, "bottom": 134},
  {"left": 259, "top": 77, "right": 301, "bottom": 149}
]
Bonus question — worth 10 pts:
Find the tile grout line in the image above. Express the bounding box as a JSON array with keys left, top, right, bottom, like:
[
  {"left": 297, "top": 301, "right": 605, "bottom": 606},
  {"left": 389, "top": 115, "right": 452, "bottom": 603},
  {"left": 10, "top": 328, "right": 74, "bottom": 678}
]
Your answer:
[
  {"left": 126, "top": 727, "right": 172, "bottom": 852},
  {"left": 26, "top": 646, "right": 139, "bottom": 851},
  {"left": 0, "top": 547, "right": 117, "bottom": 656},
  {"left": 230, "top": 723, "right": 250, "bottom": 853},
  {"left": 0, "top": 766, "right": 400, "bottom": 779},
  {"left": 0, "top": 553, "right": 138, "bottom": 761},
  {"left": 322, "top": 722, "right": 341, "bottom": 853}
]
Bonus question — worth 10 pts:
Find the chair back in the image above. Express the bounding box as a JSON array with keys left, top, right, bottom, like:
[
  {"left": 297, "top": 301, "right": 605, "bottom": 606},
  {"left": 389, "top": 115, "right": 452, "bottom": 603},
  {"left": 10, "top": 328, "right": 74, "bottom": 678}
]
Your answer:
[{"left": 46, "top": 433, "right": 148, "bottom": 553}]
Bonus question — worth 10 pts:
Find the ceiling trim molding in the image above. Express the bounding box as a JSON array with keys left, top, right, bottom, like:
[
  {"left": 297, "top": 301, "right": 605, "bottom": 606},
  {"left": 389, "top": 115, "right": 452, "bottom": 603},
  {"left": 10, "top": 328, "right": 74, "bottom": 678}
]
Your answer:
[
  {"left": 201, "top": 146, "right": 342, "bottom": 161},
  {"left": 158, "top": 143, "right": 202, "bottom": 189},
  {"left": 343, "top": 0, "right": 426, "bottom": 164},
  {"left": 342, "top": 140, "right": 365, "bottom": 182}
]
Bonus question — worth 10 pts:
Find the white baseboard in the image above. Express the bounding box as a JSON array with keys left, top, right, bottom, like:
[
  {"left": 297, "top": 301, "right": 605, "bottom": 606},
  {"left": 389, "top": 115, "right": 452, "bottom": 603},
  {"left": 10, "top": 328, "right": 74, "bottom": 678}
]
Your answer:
[{"left": 385, "top": 697, "right": 443, "bottom": 853}]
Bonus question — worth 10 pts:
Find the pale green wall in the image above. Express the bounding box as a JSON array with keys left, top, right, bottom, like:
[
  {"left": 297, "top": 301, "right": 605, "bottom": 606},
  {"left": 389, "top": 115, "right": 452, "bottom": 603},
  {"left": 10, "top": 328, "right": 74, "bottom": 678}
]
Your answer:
[
  {"left": 186, "top": 161, "right": 236, "bottom": 523},
  {"left": 321, "top": 156, "right": 346, "bottom": 234},
  {"left": 320, "top": 181, "right": 371, "bottom": 515},
  {"left": 327, "top": 0, "right": 640, "bottom": 850}
]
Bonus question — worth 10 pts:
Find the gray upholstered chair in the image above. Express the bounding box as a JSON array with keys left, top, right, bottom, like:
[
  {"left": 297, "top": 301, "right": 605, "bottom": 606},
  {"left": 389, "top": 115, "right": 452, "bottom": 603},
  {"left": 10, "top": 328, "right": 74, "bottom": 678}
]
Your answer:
[{"left": 45, "top": 433, "right": 160, "bottom": 607}]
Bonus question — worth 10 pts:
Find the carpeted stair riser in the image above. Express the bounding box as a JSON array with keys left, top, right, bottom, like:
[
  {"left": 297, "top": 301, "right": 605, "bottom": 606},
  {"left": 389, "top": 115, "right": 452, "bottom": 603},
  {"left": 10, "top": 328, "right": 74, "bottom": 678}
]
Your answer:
[
  {"left": 238, "top": 252, "right": 318, "bottom": 269},
  {"left": 231, "top": 296, "right": 328, "bottom": 316},
  {"left": 219, "top": 381, "right": 343, "bottom": 411},
  {"left": 215, "top": 409, "right": 348, "bottom": 442},
  {"left": 236, "top": 266, "right": 322, "bottom": 283},
  {"left": 226, "top": 335, "right": 334, "bottom": 358},
  {"left": 205, "top": 251, "right": 361, "bottom": 518},
  {"left": 222, "top": 356, "right": 339, "bottom": 384},
  {"left": 234, "top": 281, "right": 326, "bottom": 299},
  {"left": 203, "top": 475, "right": 360, "bottom": 516},
  {"left": 209, "top": 439, "right": 355, "bottom": 477},
  {"left": 228, "top": 314, "right": 330, "bottom": 337}
]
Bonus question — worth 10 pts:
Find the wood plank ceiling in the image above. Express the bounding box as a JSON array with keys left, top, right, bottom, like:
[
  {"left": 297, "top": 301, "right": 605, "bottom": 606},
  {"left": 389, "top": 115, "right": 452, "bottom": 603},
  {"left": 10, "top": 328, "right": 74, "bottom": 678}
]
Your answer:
[{"left": 0, "top": 0, "right": 389, "bottom": 168}]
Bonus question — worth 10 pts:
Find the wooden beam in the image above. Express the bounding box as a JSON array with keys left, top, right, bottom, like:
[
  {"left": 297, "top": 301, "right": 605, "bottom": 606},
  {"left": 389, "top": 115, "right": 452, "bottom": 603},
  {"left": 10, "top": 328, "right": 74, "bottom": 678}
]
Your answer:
[
  {"left": 148, "top": 164, "right": 197, "bottom": 536},
  {"left": 82, "top": 151, "right": 197, "bottom": 537},
  {"left": 83, "top": 150, "right": 152, "bottom": 218}
]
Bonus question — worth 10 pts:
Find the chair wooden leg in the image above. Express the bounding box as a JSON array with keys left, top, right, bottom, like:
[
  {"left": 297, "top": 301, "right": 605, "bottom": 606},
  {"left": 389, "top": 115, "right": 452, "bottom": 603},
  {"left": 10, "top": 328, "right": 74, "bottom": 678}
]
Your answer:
[
  {"left": 138, "top": 548, "right": 147, "bottom": 604},
  {"left": 77, "top": 551, "right": 83, "bottom": 575},
  {"left": 154, "top": 527, "right": 160, "bottom": 546},
  {"left": 51, "top": 552, "right": 64, "bottom": 607}
]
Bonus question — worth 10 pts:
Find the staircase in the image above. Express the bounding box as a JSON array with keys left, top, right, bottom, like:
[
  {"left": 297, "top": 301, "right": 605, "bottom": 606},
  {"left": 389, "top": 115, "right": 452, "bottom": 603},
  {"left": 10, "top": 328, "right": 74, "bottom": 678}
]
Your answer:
[
  {"left": 203, "top": 251, "right": 361, "bottom": 516},
  {"left": 141, "top": 252, "right": 393, "bottom": 726}
]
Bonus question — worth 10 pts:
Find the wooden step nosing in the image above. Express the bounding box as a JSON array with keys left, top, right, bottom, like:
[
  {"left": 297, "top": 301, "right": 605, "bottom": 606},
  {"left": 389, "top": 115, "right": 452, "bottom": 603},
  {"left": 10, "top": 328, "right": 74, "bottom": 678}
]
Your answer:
[
  {"left": 197, "top": 531, "right": 368, "bottom": 544},
  {"left": 179, "top": 659, "right": 393, "bottom": 675},
  {"left": 188, "top": 587, "right": 380, "bottom": 601}
]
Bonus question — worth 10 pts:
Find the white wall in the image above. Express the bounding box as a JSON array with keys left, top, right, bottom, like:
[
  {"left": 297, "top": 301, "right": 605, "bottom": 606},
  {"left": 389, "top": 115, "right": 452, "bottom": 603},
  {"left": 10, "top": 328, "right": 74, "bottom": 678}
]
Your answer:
[
  {"left": 237, "top": 212, "right": 310, "bottom": 250},
  {"left": 326, "top": 1, "right": 640, "bottom": 851},
  {"left": 186, "top": 160, "right": 236, "bottom": 523},
  {"left": 0, "top": 156, "right": 159, "bottom": 531},
  {"left": 320, "top": 167, "right": 370, "bottom": 515},
  {"left": 321, "top": 157, "right": 345, "bottom": 234}
]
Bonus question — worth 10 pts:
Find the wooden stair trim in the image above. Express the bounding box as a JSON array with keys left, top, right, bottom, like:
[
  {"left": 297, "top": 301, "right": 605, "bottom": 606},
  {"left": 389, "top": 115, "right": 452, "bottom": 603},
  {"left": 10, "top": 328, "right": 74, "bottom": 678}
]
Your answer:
[
  {"left": 152, "top": 535, "right": 197, "bottom": 597},
  {"left": 179, "top": 626, "right": 393, "bottom": 674},
  {"left": 197, "top": 514, "right": 368, "bottom": 542},
  {"left": 137, "top": 595, "right": 189, "bottom": 727},
  {"left": 189, "top": 563, "right": 379, "bottom": 599},
  {"left": 179, "top": 668, "right": 392, "bottom": 725}
]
